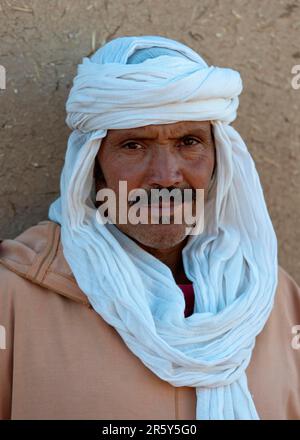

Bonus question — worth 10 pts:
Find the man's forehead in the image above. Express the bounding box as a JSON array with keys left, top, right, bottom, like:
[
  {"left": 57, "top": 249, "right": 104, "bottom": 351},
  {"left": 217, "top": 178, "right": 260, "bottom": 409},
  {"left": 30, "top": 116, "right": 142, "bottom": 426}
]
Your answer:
[{"left": 106, "top": 120, "right": 212, "bottom": 139}]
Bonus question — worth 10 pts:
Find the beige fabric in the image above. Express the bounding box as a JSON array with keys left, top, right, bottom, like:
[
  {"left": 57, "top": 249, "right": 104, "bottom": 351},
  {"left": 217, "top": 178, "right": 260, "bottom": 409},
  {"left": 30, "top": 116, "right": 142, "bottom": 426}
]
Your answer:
[{"left": 0, "top": 220, "right": 299, "bottom": 420}]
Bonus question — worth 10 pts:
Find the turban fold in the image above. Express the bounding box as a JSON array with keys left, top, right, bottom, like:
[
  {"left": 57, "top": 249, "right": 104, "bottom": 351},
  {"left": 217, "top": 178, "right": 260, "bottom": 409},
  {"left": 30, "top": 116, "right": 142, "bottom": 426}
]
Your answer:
[{"left": 49, "top": 35, "right": 278, "bottom": 420}]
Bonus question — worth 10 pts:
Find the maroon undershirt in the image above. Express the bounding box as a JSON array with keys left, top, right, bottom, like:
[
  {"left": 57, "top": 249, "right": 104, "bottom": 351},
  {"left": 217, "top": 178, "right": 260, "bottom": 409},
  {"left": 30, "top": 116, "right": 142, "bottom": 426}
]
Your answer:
[{"left": 177, "top": 283, "right": 195, "bottom": 317}]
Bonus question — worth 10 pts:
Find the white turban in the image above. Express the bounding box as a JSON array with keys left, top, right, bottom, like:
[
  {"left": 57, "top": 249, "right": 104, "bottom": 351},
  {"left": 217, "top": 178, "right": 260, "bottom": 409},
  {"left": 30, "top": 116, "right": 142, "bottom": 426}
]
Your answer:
[{"left": 49, "top": 35, "right": 278, "bottom": 420}]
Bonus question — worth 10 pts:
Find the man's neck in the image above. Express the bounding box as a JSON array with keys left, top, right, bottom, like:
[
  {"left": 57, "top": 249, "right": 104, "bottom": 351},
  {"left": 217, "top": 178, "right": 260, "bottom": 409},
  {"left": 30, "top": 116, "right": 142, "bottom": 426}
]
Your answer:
[{"left": 136, "top": 238, "right": 191, "bottom": 284}]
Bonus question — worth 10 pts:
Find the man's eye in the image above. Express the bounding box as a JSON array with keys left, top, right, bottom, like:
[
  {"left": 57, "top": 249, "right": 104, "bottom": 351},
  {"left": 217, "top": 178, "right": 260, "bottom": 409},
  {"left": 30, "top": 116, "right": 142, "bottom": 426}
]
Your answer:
[
  {"left": 181, "top": 136, "right": 201, "bottom": 146},
  {"left": 121, "top": 142, "right": 143, "bottom": 150}
]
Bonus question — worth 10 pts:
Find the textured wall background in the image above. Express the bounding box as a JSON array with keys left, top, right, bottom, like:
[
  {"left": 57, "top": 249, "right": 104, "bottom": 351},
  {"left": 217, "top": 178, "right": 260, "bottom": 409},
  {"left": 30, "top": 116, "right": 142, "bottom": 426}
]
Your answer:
[{"left": 0, "top": 0, "right": 299, "bottom": 283}]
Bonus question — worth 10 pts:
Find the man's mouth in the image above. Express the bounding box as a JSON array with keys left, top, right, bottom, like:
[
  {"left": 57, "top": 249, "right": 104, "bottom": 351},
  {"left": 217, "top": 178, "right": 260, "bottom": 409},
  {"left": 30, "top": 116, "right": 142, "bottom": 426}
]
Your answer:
[{"left": 138, "top": 201, "right": 192, "bottom": 220}]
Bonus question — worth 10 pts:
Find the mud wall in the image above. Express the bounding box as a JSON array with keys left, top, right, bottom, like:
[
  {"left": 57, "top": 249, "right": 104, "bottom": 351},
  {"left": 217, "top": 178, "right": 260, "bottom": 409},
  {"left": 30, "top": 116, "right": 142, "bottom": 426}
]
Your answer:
[{"left": 0, "top": 0, "right": 299, "bottom": 282}]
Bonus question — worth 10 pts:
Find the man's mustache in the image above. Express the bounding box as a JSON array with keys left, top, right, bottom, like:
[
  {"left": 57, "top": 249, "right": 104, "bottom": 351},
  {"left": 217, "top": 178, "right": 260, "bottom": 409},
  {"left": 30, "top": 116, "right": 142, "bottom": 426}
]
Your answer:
[{"left": 128, "top": 187, "right": 197, "bottom": 207}]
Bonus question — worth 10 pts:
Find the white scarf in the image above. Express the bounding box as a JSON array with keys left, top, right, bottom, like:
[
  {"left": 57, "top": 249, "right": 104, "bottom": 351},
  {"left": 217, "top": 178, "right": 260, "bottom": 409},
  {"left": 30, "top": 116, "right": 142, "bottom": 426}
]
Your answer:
[{"left": 48, "top": 35, "right": 278, "bottom": 420}]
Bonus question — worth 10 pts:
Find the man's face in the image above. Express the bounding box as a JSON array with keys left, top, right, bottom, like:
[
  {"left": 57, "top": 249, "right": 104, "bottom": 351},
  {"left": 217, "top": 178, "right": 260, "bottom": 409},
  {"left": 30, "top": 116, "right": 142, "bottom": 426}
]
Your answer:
[{"left": 94, "top": 120, "right": 216, "bottom": 249}]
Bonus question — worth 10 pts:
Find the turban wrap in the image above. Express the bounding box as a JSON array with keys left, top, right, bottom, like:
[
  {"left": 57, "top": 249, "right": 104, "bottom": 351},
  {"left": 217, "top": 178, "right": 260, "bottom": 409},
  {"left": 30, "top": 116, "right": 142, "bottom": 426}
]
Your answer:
[{"left": 49, "top": 35, "right": 278, "bottom": 420}]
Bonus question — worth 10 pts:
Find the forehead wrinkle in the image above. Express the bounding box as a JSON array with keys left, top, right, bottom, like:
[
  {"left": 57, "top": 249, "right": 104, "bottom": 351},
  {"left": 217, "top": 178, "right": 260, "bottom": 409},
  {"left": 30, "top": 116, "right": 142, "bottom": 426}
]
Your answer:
[{"left": 106, "top": 122, "right": 211, "bottom": 141}]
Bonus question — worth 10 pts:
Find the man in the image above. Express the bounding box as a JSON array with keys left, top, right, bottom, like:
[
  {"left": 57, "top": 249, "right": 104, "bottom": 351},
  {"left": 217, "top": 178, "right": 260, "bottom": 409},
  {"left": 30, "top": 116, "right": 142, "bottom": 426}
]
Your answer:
[{"left": 0, "top": 35, "right": 299, "bottom": 420}]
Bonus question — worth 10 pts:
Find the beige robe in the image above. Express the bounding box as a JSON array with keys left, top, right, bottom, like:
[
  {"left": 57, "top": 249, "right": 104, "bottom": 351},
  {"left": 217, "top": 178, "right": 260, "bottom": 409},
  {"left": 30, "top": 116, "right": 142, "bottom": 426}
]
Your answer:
[{"left": 0, "top": 220, "right": 299, "bottom": 419}]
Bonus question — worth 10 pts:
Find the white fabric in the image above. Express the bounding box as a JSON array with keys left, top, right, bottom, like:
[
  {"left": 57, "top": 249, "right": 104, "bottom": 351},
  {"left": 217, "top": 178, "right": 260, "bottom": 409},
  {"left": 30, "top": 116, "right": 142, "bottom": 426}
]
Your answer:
[{"left": 48, "top": 35, "right": 278, "bottom": 420}]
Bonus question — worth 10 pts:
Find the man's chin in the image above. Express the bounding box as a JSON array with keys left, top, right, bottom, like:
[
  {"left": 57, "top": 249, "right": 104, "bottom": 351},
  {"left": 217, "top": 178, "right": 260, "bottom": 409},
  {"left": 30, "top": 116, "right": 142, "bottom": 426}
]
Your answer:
[{"left": 117, "top": 223, "right": 189, "bottom": 250}]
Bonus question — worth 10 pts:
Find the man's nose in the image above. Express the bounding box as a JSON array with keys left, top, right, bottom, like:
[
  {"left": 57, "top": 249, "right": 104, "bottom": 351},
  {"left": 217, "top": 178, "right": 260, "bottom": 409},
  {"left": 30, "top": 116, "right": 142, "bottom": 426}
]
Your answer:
[{"left": 145, "top": 148, "right": 184, "bottom": 188}]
